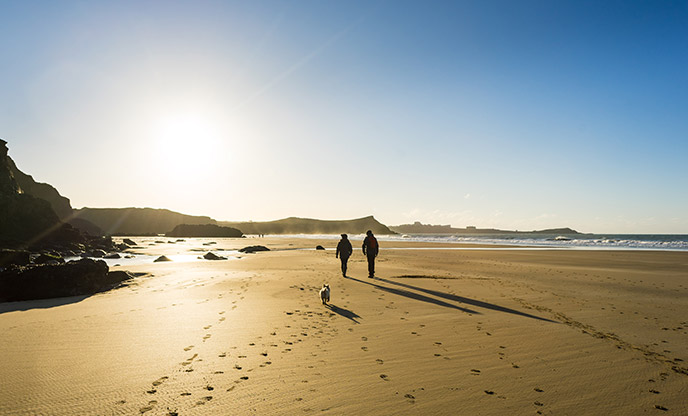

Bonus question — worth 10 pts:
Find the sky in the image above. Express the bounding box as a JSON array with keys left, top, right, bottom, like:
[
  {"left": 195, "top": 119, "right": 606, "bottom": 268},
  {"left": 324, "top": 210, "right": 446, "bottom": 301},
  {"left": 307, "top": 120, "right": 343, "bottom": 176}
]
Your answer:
[{"left": 1, "top": 0, "right": 687, "bottom": 233}]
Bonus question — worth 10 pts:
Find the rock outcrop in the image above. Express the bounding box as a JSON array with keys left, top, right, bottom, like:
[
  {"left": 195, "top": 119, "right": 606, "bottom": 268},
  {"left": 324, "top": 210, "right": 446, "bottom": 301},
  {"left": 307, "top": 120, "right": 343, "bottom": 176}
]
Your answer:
[
  {"left": 71, "top": 207, "right": 217, "bottom": 236},
  {"left": 203, "top": 252, "right": 227, "bottom": 260},
  {"left": 167, "top": 223, "right": 243, "bottom": 238},
  {"left": 0, "top": 258, "right": 132, "bottom": 302},
  {"left": 0, "top": 139, "right": 76, "bottom": 248},
  {"left": 238, "top": 245, "right": 270, "bottom": 253},
  {"left": 7, "top": 155, "right": 73, "bottom": 220}
]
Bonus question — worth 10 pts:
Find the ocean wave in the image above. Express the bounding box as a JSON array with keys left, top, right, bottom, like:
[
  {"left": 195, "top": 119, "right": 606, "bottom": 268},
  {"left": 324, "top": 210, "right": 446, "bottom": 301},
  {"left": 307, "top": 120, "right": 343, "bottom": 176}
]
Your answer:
[{"left": 272, "top": 233, "right": 688, "bottom": 251}]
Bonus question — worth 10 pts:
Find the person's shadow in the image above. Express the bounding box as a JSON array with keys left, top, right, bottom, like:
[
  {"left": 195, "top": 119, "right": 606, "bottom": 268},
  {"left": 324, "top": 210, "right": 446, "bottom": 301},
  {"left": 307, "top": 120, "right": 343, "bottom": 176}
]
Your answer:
[
  {"left": 325, "top": 303, "right": 361, "bottom": 324},
  {"left": 345, "top": 275, "right": 481, "bottom": 314},
  {"left": 375, "top": 277, "right": 555, "bottom": 323}
]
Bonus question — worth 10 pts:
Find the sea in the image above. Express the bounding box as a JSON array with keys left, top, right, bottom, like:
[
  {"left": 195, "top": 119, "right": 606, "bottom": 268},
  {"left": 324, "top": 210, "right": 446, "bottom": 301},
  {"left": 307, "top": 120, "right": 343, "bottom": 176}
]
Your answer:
[{"left": 289, "top": 233, "right": 688, "bottom": 251}]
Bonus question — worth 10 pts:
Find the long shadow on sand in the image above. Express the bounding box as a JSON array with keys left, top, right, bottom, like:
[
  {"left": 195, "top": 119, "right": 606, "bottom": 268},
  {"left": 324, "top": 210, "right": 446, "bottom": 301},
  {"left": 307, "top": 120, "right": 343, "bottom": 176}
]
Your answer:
[
  {"left": 0, "top": 295, "right": 89, "bottom": 314},
  {"left": 325, "top": 303, "right": 361, "bottom": 324},
  {"left": 346, "top": 276, "right": 480, "bottom": 315},
  {"left": 376, "top": 277, "right": 555, "bottom": 323}
]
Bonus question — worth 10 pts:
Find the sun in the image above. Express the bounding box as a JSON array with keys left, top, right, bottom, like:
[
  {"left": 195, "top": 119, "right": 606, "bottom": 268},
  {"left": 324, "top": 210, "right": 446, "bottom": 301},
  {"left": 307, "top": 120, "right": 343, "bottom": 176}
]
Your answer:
[{"left": 149, "top": 113, "right": 224, "bottom": 183}]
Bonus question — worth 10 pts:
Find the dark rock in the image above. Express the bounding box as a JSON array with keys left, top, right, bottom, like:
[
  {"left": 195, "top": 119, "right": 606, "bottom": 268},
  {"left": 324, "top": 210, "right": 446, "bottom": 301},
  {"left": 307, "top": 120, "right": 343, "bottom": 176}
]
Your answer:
[
  {"left": 238, "top": 245, "right": 270, "bottom": 254},
  {"left": 106, "top": 270, "right": 136, "bottom": 284},
  {"left": 0, "top": 258, "right": 121, "bottom": 302},
  {"left": 104, "top": 253, "right": 121, "bottom": 259},
  {"left": 203, "top": 252, "right": 227, "bottom": 260},
  {"left": 315, "top": 245, "right": 325, "bottom": 250},
  {"left": 154, "top": 255, "right": 172, "bottom": 262},
  {"left": 0, "top": 249, "right": 30, "bottom": 268},
  {"left": 122, "top": 238, "right": 136, "bottom": 246},
  {"left": 33, "top": 253, "right": 65, "bottom": 264},
  {"left": 90, "top": 249, "right": 106, "bottom": 258}
]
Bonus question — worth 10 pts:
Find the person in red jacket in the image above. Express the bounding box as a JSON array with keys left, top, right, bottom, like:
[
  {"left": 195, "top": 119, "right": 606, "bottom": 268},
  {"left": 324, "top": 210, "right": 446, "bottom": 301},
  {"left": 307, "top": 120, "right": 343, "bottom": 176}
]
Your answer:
[
  {"left": 362, "top": 230, "right": 379, "bottom": 278},
  {"left": 336, "top": 233, "right": 353, "bottom": 277}
]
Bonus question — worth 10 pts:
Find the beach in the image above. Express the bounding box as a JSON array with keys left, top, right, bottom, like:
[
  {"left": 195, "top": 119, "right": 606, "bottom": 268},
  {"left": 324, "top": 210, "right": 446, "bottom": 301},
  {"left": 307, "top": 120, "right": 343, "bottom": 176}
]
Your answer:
[{"left": 1, "top": 237, "right": 687, "bottom": 415}]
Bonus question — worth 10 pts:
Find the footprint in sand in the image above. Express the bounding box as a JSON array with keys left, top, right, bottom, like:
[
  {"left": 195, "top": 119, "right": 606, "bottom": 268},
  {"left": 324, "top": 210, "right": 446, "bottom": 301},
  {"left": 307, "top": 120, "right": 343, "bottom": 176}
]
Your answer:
[
  {"left": 376, "top": 359, "right": 384, "bottom": 364},
  {"left": 152, "top": 376, "right": 168, "bottom": 387},
  {"left": 361, "top": 336, "right": 368, "bottom": 341},
  {"left": 219, "top": 317, "right": 226, "bottom": 322},
  {"left": 139, "top": 400, "right": 158, "bottom": 413},
  {"left": 204, "top": 325, "right": 212, "bottom": 330},
  {"left": 203, "top": 334, "right": 211, "bottom": 341},
  {"left": 195, "top": 396, "right": 213, "bottom": 405},
  {"left": 361, "top": 346, "right": 368, "bottom": 351},
  {"left": 380, "top": 374, "right": 390, "bottom": 381},
  {"left": 534, "top": 387, "right": 544, "bottom": 392},
  {"left": 180, "top": 392, "right": 191, "bottom": 396},
  {"left": 184, "top": 345, "right": 194, "bottom": 351},
  {"left": 470, "top": 369, "right": 481, "bottom": 375},
  {"left": 204, "top": 385, "right": 214, "bottom": 391}
]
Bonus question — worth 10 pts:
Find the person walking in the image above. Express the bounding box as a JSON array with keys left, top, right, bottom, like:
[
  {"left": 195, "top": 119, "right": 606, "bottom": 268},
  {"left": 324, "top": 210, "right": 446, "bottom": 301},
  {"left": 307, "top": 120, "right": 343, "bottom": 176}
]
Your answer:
[
  {"left": 336, "top": 233, "right": 353, "bottom": 276},
  {"left": 362, "top": 230, "right": 379, "bottom": 278}
]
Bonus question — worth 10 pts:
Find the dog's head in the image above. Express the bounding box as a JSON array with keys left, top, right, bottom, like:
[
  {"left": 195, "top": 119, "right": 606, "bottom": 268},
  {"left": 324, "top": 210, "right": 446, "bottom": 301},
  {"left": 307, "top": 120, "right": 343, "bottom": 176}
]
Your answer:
[{"left": 323, "top": 284, "right": 329, "bottom": 289}]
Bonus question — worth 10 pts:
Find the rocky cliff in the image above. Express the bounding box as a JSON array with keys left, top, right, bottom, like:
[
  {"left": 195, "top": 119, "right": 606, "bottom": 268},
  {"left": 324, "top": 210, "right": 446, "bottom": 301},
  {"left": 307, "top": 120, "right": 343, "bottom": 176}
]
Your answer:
[
  {"left": 7, "top": 156, "right": 73, "bottom": 220},
  {"left": 72, "top": 207, "right": 217, "bottom": 235},
  {"left": 0, "top": 139, "right": 71, "bottom": 247}
]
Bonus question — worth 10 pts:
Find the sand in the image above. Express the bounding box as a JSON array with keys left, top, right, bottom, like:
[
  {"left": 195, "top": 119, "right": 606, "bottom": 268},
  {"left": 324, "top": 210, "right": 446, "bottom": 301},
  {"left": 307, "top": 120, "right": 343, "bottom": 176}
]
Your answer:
[{"left": 1, "top": 237, "right": 687, "bottom": 415}]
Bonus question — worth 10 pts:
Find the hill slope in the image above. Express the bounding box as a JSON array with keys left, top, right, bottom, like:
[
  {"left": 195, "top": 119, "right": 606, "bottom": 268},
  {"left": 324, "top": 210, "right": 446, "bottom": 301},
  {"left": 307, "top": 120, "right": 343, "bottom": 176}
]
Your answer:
[
  {"left": 219, "top": 216, "right": 394, "bottom": 235},
  {"left": 72, "top": 208, "right": 217, "bottom": 236}
]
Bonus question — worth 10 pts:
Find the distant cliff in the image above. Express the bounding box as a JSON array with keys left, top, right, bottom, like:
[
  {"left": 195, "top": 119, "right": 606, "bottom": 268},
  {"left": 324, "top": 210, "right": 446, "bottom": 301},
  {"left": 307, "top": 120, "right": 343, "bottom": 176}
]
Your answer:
[
  {"left": 391, "top": 221, "right": 582, "bottom": 235},
  {"left": 167, "top": 224, "right": 243, "bottom": 238},
  {"left": 72, "top": 207, "right": 217, "bottom": 235},
  {"left": 219, "top": 216, "right": 395, "bottom": 235}
]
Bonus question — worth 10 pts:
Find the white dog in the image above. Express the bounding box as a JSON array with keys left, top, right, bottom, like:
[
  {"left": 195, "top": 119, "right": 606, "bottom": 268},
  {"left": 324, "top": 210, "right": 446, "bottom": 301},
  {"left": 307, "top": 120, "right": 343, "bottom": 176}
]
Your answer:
[{"left": 319, "top": 284, "right": 330, "bottom": 304}]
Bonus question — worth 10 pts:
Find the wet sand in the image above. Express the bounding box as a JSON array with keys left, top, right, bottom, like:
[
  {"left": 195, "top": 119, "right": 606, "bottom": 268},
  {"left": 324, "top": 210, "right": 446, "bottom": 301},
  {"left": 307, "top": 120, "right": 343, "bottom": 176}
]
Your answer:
[{"left": 1, "top": 237, "right": 687, "bottom": 415}]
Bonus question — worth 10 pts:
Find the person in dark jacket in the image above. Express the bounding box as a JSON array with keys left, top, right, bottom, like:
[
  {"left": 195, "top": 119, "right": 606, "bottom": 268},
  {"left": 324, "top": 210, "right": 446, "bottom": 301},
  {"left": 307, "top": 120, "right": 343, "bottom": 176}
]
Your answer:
[
  {"left": 362, "top": 230, "right": 379, "bottom": 278},
  {"left": 336, "top": 233, "right": 353, "bottom": 276}
]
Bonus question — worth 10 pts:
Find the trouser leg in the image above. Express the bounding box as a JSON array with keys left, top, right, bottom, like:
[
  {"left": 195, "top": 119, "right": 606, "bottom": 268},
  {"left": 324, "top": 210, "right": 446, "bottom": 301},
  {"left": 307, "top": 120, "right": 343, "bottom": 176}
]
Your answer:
[
  {"left": 367, "top": 254, "right": 375, "bottom": 277},
  {"left": 340, "top": 256, "right": 348, "bottom": 275}
]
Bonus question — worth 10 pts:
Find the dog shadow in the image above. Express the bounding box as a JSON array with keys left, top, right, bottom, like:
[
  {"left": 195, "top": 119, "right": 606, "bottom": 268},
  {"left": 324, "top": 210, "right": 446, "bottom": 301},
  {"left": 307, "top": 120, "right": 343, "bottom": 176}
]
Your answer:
[{"left": 325, "top": 303, "right": 361, "bottom": 324}]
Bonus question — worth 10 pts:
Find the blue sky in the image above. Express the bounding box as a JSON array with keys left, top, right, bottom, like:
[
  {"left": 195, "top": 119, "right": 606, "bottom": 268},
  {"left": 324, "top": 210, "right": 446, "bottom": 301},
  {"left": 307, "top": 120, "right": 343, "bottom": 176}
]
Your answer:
[{"left": 1, "top": 1, "right": 686, "bottom": 233}]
